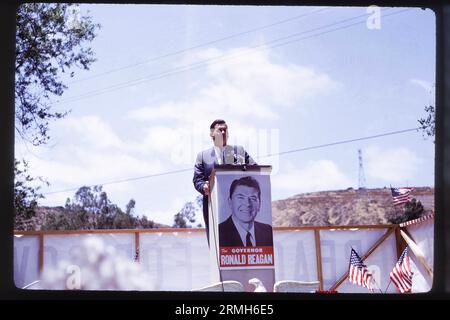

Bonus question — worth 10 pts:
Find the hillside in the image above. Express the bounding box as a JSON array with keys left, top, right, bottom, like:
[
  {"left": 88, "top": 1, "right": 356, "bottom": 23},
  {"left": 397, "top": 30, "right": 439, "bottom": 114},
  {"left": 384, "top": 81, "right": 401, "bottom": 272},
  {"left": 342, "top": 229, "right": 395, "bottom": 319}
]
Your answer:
[
  {"left": 25, "top": 187, "right": 434, "bottom": 230},
  {"left": 271, "top": 187, "right": 434, "bottom": 227}
]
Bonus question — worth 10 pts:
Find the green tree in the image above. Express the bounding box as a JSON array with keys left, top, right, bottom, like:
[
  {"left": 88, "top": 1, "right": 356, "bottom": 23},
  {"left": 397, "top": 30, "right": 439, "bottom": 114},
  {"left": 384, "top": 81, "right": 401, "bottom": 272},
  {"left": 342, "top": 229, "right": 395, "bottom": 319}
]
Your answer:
[
  {"left": 73, "top": 185, "right": 105, "bottom": 214},
  {"left": 112, "top": 212, "right": 136, "bottom": 229},
  {"left": 418, "top": 104, "right": 435, "bottom": 142},
  {"left": 404, "top": 198, "right": 424, "bottom": 221},
  {"left": 14, "top": 3, "right": 100, "bottom": 229},
  {"left": 386, "top": 198, "right": 424, "bottom": 224},
  {"left": 172, "top": 196, "right": 202, "bottom": 228},
  {"left": 37, "top": 184, "right": 157, "bottom": 230},
  {"left": 16, "top": 3, "right": 100, "bottom": 145},
  {"left": 14, "top": 159, "right": 48, "bottom": 230},
  {"left": 43, "top": 185, "right": 153, "bottom": 230},
  {"left": 137, "top": 215, "right": 155, "bottom": 229},
  {"left": 69, "top": 185, "right": 117, "bottom": 228},
  {"left": 126, "top": 199, "right": 136, "bottom": 215},
  {"left": 41, "top": 208, "right": 84, "bottom": 231}
]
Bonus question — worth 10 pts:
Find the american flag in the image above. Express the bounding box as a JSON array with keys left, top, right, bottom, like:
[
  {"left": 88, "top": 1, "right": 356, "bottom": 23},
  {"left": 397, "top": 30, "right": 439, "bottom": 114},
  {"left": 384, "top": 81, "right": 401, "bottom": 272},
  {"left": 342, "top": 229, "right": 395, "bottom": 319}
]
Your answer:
[
  {"left": 390, "top": 247, "right": 413, "bottom": 293},
  {"left": 348, "top": 248, "right": 374, "bottom": 292},
  {"left": 391, "top": 187, "right": 413, "bottom": 206}
]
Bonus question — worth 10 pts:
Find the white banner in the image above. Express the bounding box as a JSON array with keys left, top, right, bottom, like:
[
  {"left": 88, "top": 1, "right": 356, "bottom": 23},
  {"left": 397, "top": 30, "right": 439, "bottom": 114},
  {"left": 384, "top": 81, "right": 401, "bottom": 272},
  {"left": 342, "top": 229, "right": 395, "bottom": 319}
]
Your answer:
[
  {"left": 14, "top": 225, "right": 433, "bottom": 293},
  {"left": 139, "top": 231, "right": 210, "bottom": 291},
  {"left": 273, "top": 230, "right": 317, "bottom": 282},
  {"left": 335, "top": 232, "right": 398, "bottom": 293},
  {"left": 406, "top": 219, "right": 434, "bottom": 292},
  {"left": 43, "top": 233, "right": 135, "bottom": 270},
  {"left": 14, "top": 235, "right": 40, "bottom": 288},
  {"left": 319, "top": 228, "right": 387, "bottom": 290}
]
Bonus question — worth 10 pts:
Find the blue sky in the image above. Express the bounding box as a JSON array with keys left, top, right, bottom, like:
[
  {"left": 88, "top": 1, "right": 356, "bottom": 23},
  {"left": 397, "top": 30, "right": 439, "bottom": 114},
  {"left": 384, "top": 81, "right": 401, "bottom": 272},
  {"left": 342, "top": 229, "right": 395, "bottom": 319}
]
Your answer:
[{"left": 15, "top": 5, "right": 436, "bottom": 226}]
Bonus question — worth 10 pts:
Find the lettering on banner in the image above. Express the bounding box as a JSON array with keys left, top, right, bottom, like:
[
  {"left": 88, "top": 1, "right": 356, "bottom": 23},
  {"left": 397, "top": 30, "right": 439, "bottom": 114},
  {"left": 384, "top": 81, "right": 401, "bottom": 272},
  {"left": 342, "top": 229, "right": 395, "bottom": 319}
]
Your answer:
[
  {"left": 14, "top": 245, "right": 30, "bottom": 288},
  {"left": 44, "top": 246, "right": 58, "bottom": 268},
  {"left": 294, "top": 240, "right": 310, "bottom": 280},
  {"left": 141, "top": 244, "right": 164, "bottom": 290},
  {"left": 66, "top": 264, "right": 81, "bottom": 290},
  {"left": 274, "top": 243, "right": 284, "bottom": 279},
  {"left": 321, "top": 240, "right": 336, "bottom": 288},
  {"left": 219, "top": 247, "right": 274, "bottom": 268},
  {"left": 171, "top": 241, "right": 193, "bottom": 290}
]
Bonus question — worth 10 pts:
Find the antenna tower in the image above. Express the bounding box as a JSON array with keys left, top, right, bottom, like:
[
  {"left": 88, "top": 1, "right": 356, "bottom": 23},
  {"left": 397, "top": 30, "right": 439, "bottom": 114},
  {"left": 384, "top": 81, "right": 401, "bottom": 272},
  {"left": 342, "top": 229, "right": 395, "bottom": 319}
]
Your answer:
[{"left": 358, "top": 149, "right": 366, "bottom": 189}]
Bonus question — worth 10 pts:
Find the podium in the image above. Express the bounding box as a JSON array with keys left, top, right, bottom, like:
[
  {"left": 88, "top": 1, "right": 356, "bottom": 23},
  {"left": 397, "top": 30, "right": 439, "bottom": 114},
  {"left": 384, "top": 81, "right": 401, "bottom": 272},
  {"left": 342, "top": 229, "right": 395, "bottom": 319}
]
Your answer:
[{"left": 208, "top": 165, "right": 275, "bottom": 292}]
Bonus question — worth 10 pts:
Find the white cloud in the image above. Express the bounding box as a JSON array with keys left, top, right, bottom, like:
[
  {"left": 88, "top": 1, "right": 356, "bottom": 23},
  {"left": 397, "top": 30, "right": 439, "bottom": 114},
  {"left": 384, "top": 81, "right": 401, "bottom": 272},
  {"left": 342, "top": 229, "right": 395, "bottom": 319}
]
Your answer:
[
  {"left": 56, "top": 116, "right": 125, "bottom": 150},
  {"left": 134, "top": 126, "right": 185, "bottom": 154},
  {"left": 126, "top": 47, "right": 338, "bottom": 164},
  {"left": 128, "top": 47, "right": 337, "bottom": 124},
  {"left": 200, "top": 83, "right": 278, "bottom": 119},
  {"left": 21, "top": 115, "right": 167, "bottom": 207},
  {"left": 205, "top": 47, "right": 336, "bottom": 106},
  {"left": 17, "top": 114, "right": 201, "bottom": 218},
  {"left": 17, "top": 48, "right": 339, "bottom": 218},
  {"left": 40, "top": 181, "right": 138, "bottom": 210},
  {"left": 409, "top": 78, "right": 433, "bottom": 94},
  {"left": 272, "top": 160, "right": 354, "bottom": 196},
  {"left": 147, "top": 196, "right": 196, "bottom": 226},
  {"left": 127, "top": 101, "right": 185, "bottom": 122},
  {"left": 365, "top": 145, "right": 422, "bottom": 183},
  {"left": 31, "top": 148, "right": 165, "bottom": 188}
]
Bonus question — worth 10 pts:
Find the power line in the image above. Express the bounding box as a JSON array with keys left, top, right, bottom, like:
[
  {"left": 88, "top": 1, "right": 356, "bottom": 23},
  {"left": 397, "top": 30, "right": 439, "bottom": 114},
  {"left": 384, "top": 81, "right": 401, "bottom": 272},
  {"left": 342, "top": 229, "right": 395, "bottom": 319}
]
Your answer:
[
  {"left": 67, "top": 7, "right": 332, "bottom": 85},
  {"left": 56, "top": 8, "right": 379, "bottom": 103},
  {"left": 42, "top": 126, "right": 421, "bottom": 196},
  {"left": 258, "top": 127, "right": 420, "bottom": 158},
  {"left": 43, "top": 168, "right": 193, "bottom": 195},
  {"left": 55, "top": 8, "right": 410, "bottom": 105}
]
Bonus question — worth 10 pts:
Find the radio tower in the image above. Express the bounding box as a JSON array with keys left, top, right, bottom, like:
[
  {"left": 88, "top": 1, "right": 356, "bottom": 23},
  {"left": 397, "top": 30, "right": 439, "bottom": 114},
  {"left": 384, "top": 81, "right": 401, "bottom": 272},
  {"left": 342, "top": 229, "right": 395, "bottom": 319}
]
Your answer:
[{"left": 358, "top": 149, "right": 366, "bottom": 189}]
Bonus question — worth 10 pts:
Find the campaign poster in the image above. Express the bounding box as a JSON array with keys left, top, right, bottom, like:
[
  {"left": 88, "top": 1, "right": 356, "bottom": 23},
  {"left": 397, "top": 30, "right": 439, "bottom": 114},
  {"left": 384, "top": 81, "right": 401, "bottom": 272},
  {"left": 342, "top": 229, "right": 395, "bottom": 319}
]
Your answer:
[{"left": 215, "top": 172, "right": 274, "bottom": 270}]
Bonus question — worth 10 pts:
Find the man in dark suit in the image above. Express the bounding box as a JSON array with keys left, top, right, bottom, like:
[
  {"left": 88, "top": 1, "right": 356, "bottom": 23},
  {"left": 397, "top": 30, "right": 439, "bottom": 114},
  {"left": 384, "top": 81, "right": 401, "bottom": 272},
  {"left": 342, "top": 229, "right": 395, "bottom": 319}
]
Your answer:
[
  {"left": 219, "top": 176, "right": 273, "bottom": 247},
  {"left": 193, "top": 119, "right": 256, "bottom": 245}
]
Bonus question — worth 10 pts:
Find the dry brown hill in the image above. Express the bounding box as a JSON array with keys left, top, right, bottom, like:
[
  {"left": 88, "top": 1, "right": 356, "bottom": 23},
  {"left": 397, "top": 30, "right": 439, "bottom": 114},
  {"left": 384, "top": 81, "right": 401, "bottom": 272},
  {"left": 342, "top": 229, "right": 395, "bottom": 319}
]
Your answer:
[{"left": 271, "top": 187, "right": 434, "bottom": 227}]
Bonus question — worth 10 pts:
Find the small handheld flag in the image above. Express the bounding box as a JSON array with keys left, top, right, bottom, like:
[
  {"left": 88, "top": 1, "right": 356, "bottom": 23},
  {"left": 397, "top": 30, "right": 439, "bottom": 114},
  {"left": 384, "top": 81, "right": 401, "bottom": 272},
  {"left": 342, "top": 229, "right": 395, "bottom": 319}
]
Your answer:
[
  {"left": 348, "top": 248, "right": 374, "bottom": 292},
  {"left": 390, "top": 246, "right": 413, "bottom": 293}
]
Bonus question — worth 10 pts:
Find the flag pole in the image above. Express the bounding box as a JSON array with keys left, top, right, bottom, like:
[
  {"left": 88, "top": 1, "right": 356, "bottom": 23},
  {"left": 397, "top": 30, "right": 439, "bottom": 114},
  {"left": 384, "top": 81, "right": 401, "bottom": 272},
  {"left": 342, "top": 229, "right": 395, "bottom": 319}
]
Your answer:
[
  {"left": 368, "top": 273, "right": 383, "bottom": 294},
  {"left": 384, "top": 279, "right": 392, "bottom": 293},
  {"left": 372, "top": 278, "right": 384, "bottom": 294},
  {"left": 375, "top": 280, "right": 383, "bottom": 294}
]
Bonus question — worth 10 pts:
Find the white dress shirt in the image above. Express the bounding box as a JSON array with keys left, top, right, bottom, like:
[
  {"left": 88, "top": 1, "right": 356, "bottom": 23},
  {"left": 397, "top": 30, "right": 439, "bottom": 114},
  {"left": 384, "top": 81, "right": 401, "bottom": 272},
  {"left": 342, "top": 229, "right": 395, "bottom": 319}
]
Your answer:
[
  {"left": 214, "top": 145, "right": 225, "bottom": 164},
  {"left": 231, "top": 215, "right": 255, "bottom": 246}
]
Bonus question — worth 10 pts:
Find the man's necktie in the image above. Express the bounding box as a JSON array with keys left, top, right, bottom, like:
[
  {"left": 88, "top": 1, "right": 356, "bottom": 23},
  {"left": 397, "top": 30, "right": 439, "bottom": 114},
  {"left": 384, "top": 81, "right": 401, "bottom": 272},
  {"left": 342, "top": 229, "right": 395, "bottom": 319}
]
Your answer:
[
  {"left": 222, "top": 149, "right": 226, "bottom": 164},
  {"left": 246, "top": 231, "right": 252, "bottom": 246}
]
